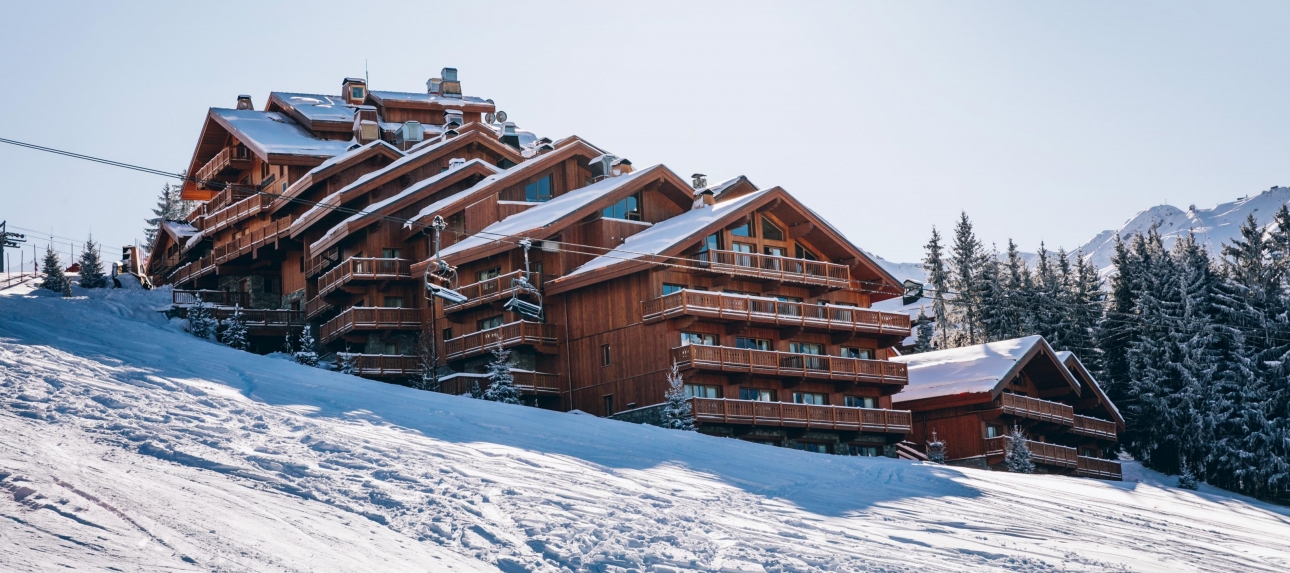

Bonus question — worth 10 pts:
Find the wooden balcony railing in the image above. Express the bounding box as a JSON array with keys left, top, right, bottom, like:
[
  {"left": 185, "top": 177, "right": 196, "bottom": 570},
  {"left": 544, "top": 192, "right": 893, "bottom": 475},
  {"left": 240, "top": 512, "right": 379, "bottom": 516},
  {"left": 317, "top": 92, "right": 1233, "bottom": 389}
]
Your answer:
[
  {"left": 998, "top": 393, "right": 1075, "bottom": 426},
  {"left": 437, "top": 370, "right": 561, "bottom": 397},
  {"left": 167, "top": 255, "right": 216, "bottom": 286},
  {"left": 199, "top": 193, "right": 273, "bottom": 236},
  {"left": 984, "top": 436, "right": 1078, "bottom": 468},
  {"left": 642, "top": 290, "right": 910, "bottom": 336},
  {"left": 691, "top": 250, "right": 851, "bottom": 289},
  {"left": 672, "top": 345, "right": 908, "bottom": 386},
  {"left": 319, "top": 307, "right": 422, "bottom": 344},
  {"left": 444, "top": 321, "right": 558, "bottom": 360},
  {"left": 305, "top": 247, "right": 341, "bottom": 279},
  {"left": 1076, "top": 456, "right": 1123, "bottom": 480},
  {"left": 196, "top": 145, "right": 254, "bottom": 190},
  {"left": 211, "top": 216, "right": 293, "bottom": 265},
  {"left": 304, "top": 295, "right": 336, "bottom": 320},
  {"left": 173, "top": 289, "right": 249, "bottom": 308},
  {"left": 1071, "top": 415, "right": 1118, "bottom": 441},
  {"left": 203, "top": 307, "right": 304, "bottom": 329},
  {"left": 317, "top": 257, "right": 412, "bottom": 297},
  {"left": 442, "top": 270, "right": 545, "bottom": 314},
  {"left": 690, "top": 397, "right": 911, "bottom": 433},
  {"left": 338, "top": 354, "right": 423, "bottom": 377}
]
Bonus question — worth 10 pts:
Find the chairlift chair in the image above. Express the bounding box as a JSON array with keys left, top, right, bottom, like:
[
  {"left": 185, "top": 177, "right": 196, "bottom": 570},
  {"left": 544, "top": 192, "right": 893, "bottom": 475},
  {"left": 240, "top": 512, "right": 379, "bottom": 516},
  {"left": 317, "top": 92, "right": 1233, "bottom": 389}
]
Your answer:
[
  {"left": 503, "top": 238, "right": 544, "bottom": 321},
  {"left": 423, "top": 216, "right": 468, "bottom": 305}
]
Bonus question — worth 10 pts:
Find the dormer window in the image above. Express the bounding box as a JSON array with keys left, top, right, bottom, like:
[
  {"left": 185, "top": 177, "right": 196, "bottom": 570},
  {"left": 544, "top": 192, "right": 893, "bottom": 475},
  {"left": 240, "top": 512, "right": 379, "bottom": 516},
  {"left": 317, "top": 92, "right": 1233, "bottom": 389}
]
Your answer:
[
  {"left": 524, "top": 175, "right": 553, "bottom": 202},
  {"left": 350, "top": 86, "right": 365, "bottom": 100},
  {"left": 602, "top": 193, "right": 641, "bottom": 221}
]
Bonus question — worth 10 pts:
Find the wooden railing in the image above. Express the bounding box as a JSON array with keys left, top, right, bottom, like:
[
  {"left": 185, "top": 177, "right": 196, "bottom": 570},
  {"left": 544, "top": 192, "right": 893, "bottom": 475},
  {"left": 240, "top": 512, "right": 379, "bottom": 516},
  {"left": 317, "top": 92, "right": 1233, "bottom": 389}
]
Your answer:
[
  {"left": 339, "top": 354, "right": 423, "bottom": 377},
  {"left": 305, "top": 247, "right": 341, "bottom": 278},
  {"left": 437, "top": 371, "right": 561, "bottom": 396},
  {"left": 1071, "top": 415, "right": 1118, "bottom": 441},
  {"left": 444, "top": 321, "right": 558, "bottom": 360},
  {"left": 691, "top": 250, "right": 851, "bottom": 289},
  {"left": 443, "top": 270, "right": 545, "bottom": 313},
  {"left": 642, "top": 290, "right": 910, "bottom": 335},
  {"left": 1076, "top": 456, "right": 1122, "bottom": 480},
  {"left": 320, "top": 307, "right": 422, "bottom": 343},
  {"left": 672, "top": 345, "right": 908, "bottom": 385},
  {"left": 173, "top": 289, "right": 249, "bottom": 308},
  {"left": 199, "top": 193, "right": 273, "bottom": 235},
  {"left": 203, "top": 307, "right": 304, "bottom": 328},
  {"left": 167, "top": 255, "right": 216, "bottom": 286},
  {"left": 304, "top": 296, "right": 336, "bottom": 320},
  {"left": 690, "top": 397, "right": 911, "bottom": 433},
  {"left": 317, "top": 257, "right": 412, "bottom": 297},
  {"left": 998, "top": 393, "right": 1075, "bottom": 426},
  {"left": 984, "top": 436, "right": 1078, "bottom": 468},
  {"left": 211, "top": 216, "right": 294, "bottom": 265},
  {"left": 196, "top": 145, "right": 253, "bottom": 190}
]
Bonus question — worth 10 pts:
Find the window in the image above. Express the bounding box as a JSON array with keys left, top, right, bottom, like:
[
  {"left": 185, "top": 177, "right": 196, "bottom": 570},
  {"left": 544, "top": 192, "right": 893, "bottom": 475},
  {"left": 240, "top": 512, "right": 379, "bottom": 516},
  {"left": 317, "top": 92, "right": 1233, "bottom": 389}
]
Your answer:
[
  {"left": 477, "top": 266, "right": 502, "bottom": 281},
  {"left": 849, "top": 445, "right": 881, "bottom": 457},
  {"left": 447, "top": 211, "right": 465, "bottom": 232},
  {"left": 795, "top": 243, "right": 818, "bottom": 261},
  {"left": 986, "top": 424, "right": 1002, "bottom": 439},
  {"left": 731, "top": 220, "right": 754, "bottom": 237},
  {"left": 263, "top": 277, "right": 280, "bottom": 295},
  {"left": 350, "top": 86, "right": 365, "bottom": 99},
  {"left": 1081, "top": 447, "right": 1099, "bottom": 458},
  {"left": 841, "top": 347, "right": 874, "bottom": 360},
  {"left": 524, "top": 174, "right": 553, "bottom": 202},
  {"left": 740, "top": 388, "right": 775, "bottom": 401},
  {"left": 442, "top": 327, "right": 453, "bottom": 341},
  {"left": 735, "top": 337, "right": 771, "bottom": 351},
  {"left": 478, "top": 315, "right": 504, "bottom": 330},
  {"left": 845, "top": 396, "right": 877, "bottom": 409},
  {"left": 681, "top": 332, "right": 718, "bottom": 346},
  {"left": 603, "top": 395, "right": 615, "bottom": 416},
  {"left": 764, "top": 246, "right": 787, "bottom": 257},
  {"left": 794, "top": 442, "right": 829, "bottom": 454},
  {"left": 384, "top": 296, "right": 405, "bottom": 308},
  {"left": 382, "top": 248, "right": 401, "bottom": 259},
  {"left": 761, "top": 217, "right": 784, "bottom": 241},
  {"left": 601, "top": 344, "right": 611, "bottom": 366},
  {"left": 602, "top": 193, "right": 641, "bottom": 221},
  {"left": 662, "top": 283, "right": 685, "bottom": 296},
  {"left": 789, "top": 342, "right": 824, "bottom": 355},
  {"left": 700, "top": 233, "right": 721, "bottom": 252},
  {"left": 684, "top": 384, "right": 721, "bottom": 398},
  {"left": 732, "top": 243, "right": 755, "bottom": 253},
  {"left": 384, "top": 341, "right": 400, "bottom": 355},
  {"left": 792, "top": 392, "right": 827, "bottom": 405}
]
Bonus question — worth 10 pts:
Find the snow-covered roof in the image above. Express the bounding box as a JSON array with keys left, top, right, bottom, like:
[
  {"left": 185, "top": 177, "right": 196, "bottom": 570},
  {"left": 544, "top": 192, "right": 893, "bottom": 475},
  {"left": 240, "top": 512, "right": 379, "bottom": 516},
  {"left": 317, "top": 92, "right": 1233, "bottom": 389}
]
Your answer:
[
  {"left": 272, "top": 93, "right": 355, "bottom": 124},
  {"left": 368, "top": 90, "right": 493, "bottom": 108},
  {"left": 441, "top": 166, "right": 664, "bottom": 258},
  {"left": 891, "top": 335, "right": 1047, "bottom": 404},
  {"left": 212, "top": 109, "right": 354, "bottom": 158},
  {"left": 564, "top": 190, "right": 772, "bottom": 278},
  {"left": 703, "top": 175, "right": 753, "bottom": 198},
  {"left": 162, "top": 220, "right": 199, "bottom": 240},
  {"left": 1054, "top": 351, "right": 1124, "bottom": 423}
]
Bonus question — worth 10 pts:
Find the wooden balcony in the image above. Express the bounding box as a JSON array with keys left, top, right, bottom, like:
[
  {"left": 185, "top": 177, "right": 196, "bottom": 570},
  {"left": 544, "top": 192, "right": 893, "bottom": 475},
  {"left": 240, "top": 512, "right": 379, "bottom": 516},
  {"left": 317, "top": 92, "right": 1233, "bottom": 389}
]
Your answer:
[
  {"left": 1070, "top": 415, "right": 1118, "bottom": 441},
  {"left": 1076, "top": 456, "right": 1123, "bottom": 481},
  {"left": 437, "top": 370, "right": 561, "bottom": 397},
  {"left": 672, "top": 345, "right": 908, "bottom": 386},
  {"left": 317, "top": 257, "right": 412, "bottom": 298},
  {"left": 642, "top": 290, "right": 911, "bottom": 336},
  {"left": 168, "top": 255, "right": 215, "bottom": 286},
  {"left": 442, "top": 270, "right": 545, "bottom": 314},
  {"left": 690, "top": 397, "right": 911, "bottom": 434},
  {"left": 305, "top": 247, "right": 340, "bottom": 279},
  {"left": 690, "top": 250, "right": 851, "bottom": 289},
  {"left": 199, "top": 193, "right": 273, "bottom": 236},
  {"left": 173, "top": 289, "right": 249, "bottom": 308},
  {"left": 319, "top": 307, "right": 422, "bottom": 344},
  {"left": 304, "top": 295, "right": 336, "bottom": 320},
  {"left": 212, "top": 216, "right": 294, "bottom": 265},
  {"left": 196, "top": 145, "right": 254, "bottom": 190},
  {"left": 984, "top": 436, "right": 1078, "bottom": 469},
  {"left": 339, "top": 354, "right": 423, "bottom": 377},
  {"left": 198, "top": 307, "right": 305, "bottom": 330},
  {"left": 997, "top": 393, "right": 1075, "bottom": 426},
  {"left": 444, "top": 321, "right": 558, "bottom": 361}
]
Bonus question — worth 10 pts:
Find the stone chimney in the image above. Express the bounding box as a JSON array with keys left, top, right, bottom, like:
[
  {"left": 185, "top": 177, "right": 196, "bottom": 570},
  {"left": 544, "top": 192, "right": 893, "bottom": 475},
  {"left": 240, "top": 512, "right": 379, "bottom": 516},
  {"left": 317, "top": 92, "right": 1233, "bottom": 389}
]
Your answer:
[{"left": 236, "top": 95, "right": 254, "bottom": 110}]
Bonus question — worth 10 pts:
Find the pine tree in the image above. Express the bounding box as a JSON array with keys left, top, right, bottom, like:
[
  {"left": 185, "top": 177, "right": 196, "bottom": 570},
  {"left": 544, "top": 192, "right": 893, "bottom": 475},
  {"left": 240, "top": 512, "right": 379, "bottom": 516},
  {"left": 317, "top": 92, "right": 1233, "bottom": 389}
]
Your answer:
[
  {"left": 76, "top": 235, "right": 108, "bottom": 289},
  {"left": 469, "top": 380, "right": 484, "bottom": 399},
  {"left": 282, "top": 331, "right": 293, "bottom": 355},
  {"left": 913, "top": 309, "right": 935, "bottom": 353},
  {"left": 1066, "top": 249, "right": 1104, "bottom": 372},
  {"left": 976, "top": 246, "right": 1008, "bottom": 342},
  {"left": 416, "top": 330, "right": 439, "bottom": 391},
  {"left": 661, "top": 361, "right": 695, "bottom": 430},
  {"left": 923, "top": 227, "right": 951, "bottom": 347},
  {"left": 998, "top": 239, "right": 1032, "bottom": 339},
  {"left": 1178, "top": 456, "right": 1199, "bottom": 490},
  {"left": 483, "top": 345, "right": 520, "bottom": 404},
  {"left": 188, "top": 296, "right": 217, "bottom": 340},
  {"left": 1099, "top": 234, "right": 1143, "bottom": 404},
  {"left": 925, "top": 430, "right": 946, "bottom": 464},
  {"left": 144, "top": 181, "right": 194, "bottom": 250},
  {"left": 61, "top": 276, "right": 73, "bottom": 298},
  {"left": 338, "top": 345, "right": 357, "bottom": 375},
  {"left": 948, "top": 212, "right": 989, "bottom": 346},
  {"left": 40, "top": 246, "right": 66, "bottom": 292},
  {"left": 294, "top": 326, "right": 319, "bottom": 367},
  {"left": 1005, "top": 425, "right": 1035, "bottom": 474},
  {"left": 220, "top": 305, "right": 249, "bottom": 351}
]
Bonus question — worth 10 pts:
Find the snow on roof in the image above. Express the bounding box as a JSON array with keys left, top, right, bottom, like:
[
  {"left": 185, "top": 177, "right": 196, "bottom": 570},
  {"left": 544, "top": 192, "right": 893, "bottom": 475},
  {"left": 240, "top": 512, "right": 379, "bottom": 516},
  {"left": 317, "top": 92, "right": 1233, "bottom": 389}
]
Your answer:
[
  {"left": 890, "top": 335, "right": 1046, "bottom": 403},
  {"left": 162, "top": 220, "right": 199, "bottom": 239},
  {"left": 273, "top": 93, "right": 355, "bottom": 124},
  {"left": 368, "top": 90, "right": 492, "bottom": 108},
  {"left": 1054, "top": 351, "right": 1123, "bottom": 421},
  {"left": 212, "top": 109, "right": 354, "bottom": 157},
  {"left": 440, "top": 166, "right": 663, "bottom": 257},
  {"left": 703, "top": 176, "right": 750, "bottom": 197},
  {"left": 563, "top": 189, "right": 772, "bottom": 278},
  {"left": 311, "top": 159, "right": 501, "bottom": 252},
  {"left": 308, "top": 140, "right": 403, "bottom": 177}
]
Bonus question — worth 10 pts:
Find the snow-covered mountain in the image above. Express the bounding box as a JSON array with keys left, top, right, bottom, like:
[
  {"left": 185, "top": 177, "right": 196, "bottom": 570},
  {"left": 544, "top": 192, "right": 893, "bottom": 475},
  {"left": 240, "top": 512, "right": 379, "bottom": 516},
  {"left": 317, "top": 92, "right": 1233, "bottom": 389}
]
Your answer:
[{"left": 2, "top": 283, "right": 1289, "bottom": 571}]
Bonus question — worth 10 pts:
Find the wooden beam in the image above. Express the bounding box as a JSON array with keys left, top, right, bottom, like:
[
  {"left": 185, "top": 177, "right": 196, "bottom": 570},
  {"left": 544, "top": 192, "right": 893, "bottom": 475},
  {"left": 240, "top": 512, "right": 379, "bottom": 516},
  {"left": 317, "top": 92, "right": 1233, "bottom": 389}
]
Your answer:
[{"left": 788, "top": 222, "right": 814, "bottom": 238}]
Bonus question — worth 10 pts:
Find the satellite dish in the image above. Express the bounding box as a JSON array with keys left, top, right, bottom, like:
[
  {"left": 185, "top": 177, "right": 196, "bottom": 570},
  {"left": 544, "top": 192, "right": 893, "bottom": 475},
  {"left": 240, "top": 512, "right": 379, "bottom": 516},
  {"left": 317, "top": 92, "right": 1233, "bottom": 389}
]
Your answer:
[
  {"left": 486, "top": 99, "right": 495, "bottom": 104},
  {"left": 485, "top": 112, "right": 495, "bottom": 124},
  {"left": 495, "top": 110, "right": 508, "bottom": 123}
]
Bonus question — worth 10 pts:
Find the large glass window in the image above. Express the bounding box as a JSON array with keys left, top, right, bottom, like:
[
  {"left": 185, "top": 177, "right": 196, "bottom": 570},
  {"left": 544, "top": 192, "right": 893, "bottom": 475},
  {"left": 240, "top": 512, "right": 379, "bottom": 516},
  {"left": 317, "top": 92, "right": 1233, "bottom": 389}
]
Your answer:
[
  {"left": 740, "top": 388, "right": 775, "bottom": 401},
  {"left": 602, "top": 193, "right": 641, "bottom": 221},
  {"left": 681, "top": 332, "right": 718, "bottom": 346},
  {"left": 761, "top": 217, "right": 784, "bottom": 241},
  {"left": 383, "top": 296, "right": 405, "bottom": 308},
  {"left": 789, "top": 342, "right": 824, "bottom": 355},
  {"left": 731, "top": 220, "right": 754, "bottom": 237},
  {"left": 478, "top": 315, "right": 504, "bottom": 330},
  {"left": 792, "top": 392, "right": 827, "bottom": 405},
  {"left": 662, "top": 283, "right": 685, "bottom": 295},
  {"left": 795, "top": 442, "right": 830, "bottom": 453},
  {"left": 844, "top": 396, "right": 877, "bottom": 408},
  {"left": 795, "top": 243, "right": 818, "bottom": 261},
  {"left": 684, "top": 384, "right": 721, "bottom": 398},
  {"left": 735, "top": 337, "right": 771, "bottom": 351},
  {"left": 525, "top": 175, "right": 553, "bottom": 202},
  {"left": 701, "top": 233, "right": 721, "bottom": 252},
  {"left": 477, "top": 266, "right": 502, "bottom": 281},
  {"left": 382, "top": 248, "right": 402, "bottom": 259},
  {"left": 841, "top": 347, "right": 874, "bottom": 360}
]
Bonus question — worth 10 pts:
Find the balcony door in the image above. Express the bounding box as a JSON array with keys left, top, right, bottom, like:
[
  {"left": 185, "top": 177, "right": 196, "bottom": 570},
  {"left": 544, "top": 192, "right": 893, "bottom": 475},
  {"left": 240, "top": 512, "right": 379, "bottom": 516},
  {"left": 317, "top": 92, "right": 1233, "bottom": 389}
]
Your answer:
[{"left": 732, "top": 243, "right": 755, "bottom": 267}]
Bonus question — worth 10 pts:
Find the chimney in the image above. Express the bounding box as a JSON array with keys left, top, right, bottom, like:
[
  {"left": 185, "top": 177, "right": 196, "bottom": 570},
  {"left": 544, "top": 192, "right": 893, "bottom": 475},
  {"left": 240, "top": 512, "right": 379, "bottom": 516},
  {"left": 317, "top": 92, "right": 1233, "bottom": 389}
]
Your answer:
[
  {"left": 236, "top": 95, "right": 254, "bottom": 110},
  {"left": 353, "top": 105, "right": 379, "bottom": 144},
  {"left": 448, "top": 157, "right": 466, "bottom": 170},
  {"left": 588, "top": 154, "right": 621, "bottom": 180},
  {"left": 342, "top": 77, "right": 367, "bottom": 105},
  {"left": 691, "top": 173, "right": 708, "bottom": 190},
  {"left": 443, "top": 109, "right": 464, "bottom": 128},
  {"left": 610, "top": 157, "right": 633, "bottom": 176},
  {"left": 427, "top": 77, "right": 442, "bottom": 95},
  {"left": 499, "top": 122, "right": 521, "bottom": 148},
  {"left": 439, "top": 67, "right": 462, "bottom": 98},
  {"left": 692, "top": 189, "right": 716, "bottom": 210},
  {"left": 396, "top": 121, "right": 424, "bottom": 149}
]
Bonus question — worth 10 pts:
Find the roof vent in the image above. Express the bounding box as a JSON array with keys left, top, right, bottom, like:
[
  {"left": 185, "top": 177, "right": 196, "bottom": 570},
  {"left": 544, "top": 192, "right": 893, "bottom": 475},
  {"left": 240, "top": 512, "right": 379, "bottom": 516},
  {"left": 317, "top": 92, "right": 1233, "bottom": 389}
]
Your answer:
[
  {"left": 427, "top": 77, "right": 442, "bottom": 95},
  {"left": 448, "top": 157, "right": 467, "bottom": 170},
  {"left": 342, "top": 77, "right": 367, "bottom": 105},
  {"left": 440, "top": 67, "right": 462, "bottom": 98},
  {"left": 693, "top": 188, "right": 716, "bottom": 210},
  {"left": 691, "top": 173, "right": 707, "bottom": 189},
  {"left": 236, "top": 95, "right": 254, "bottom": 110},
  {"left": 499, "top": 122, "right": 521, "bottom": 148},
  {"left": 588, "top": 154, "right": 618, "bottom": 180},
  {"left": 353, "top": 105, "right": 379, "bottom": 144},
  {"left": 443, "top": 109, "right": 464, "bottom": 128},
  {"left": 610, "top": 157, "right": 633, "bottom": 176},
  {"left": 396, "top": 121, "right": 424, "bottom": 149}
]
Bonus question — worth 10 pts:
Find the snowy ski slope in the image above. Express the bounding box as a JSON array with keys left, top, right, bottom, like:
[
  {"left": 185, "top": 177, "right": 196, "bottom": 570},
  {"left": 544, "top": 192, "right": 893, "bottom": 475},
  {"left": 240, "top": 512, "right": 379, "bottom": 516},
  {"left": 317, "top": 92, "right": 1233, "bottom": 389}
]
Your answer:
[{"left": 1, "top": 283, "right": 1288, "bottom": 572}]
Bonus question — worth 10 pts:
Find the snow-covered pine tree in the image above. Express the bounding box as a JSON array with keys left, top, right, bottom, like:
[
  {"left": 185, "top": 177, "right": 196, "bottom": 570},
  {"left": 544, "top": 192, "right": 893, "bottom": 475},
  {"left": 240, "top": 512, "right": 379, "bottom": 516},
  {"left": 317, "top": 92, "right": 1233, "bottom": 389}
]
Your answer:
[
  {"left": 1030, "top": 243, "right": 1065, "bottom": 345},
  {"left": 76, "top": 235, "right": 108, "bottom": 289},
  {"left": 339, "top": 344, "right": 356, "bottom": 375},
  {"left": 282, "top": 331, "right": 293, "bottom": 355},
  {"left": 997, "top": 239, "right": 1032, "bottom": 340},
  {"left": 948, "top": 212, "right": 989, "bottom": 346},
  {"left": 1005, "top": 425, "right": 1035, "bottom": 474},
  {"left": 976, "top": 245, "right": 1008, "bottom": 342},
  {"left": 923, "top": 227, "right": 952, "bottom": 347},
  {"left": 469, "top": 380, "right": 484, "bottom": 399},
  {"left": 913, "top": 309, "right": 935, "bottom": 353},
  {"left": 1065, "top": 249, "right": 1104, "bottom": 372},
  {"left": 415, "top": 330, "right": 439, "bottom": 391},
  {"left": 661, "top": 361, "right": 695, "bottom": 430},
  {"left": 926, "top": 430, "right": 946, "bottom": 464},
  {"left": 1098, "top": 234, "right": 1144, "bottom": 404},
  {"left": 188, "top": 296, "right": 217, "bottom": 340},
  {"left": 61, "top": 276, "right": 73, "bottom": 298},
  {"left": 40, "top": 246, "right": 66, "bottom": 292},
  {"left": 294, "top": 326, "right": 319, "bottom": 367},
  {"left": 1178, "top": 456, "right": 1200, "bottom": 490},
  {"left": 144, "top": 181, "right": 194, "bottom": 250},
  {"left": 483, "top": 345, "right": 520, "bottom": 404},
  {"left": 220, "top": 305, "right": 249, "bottom": 351}
]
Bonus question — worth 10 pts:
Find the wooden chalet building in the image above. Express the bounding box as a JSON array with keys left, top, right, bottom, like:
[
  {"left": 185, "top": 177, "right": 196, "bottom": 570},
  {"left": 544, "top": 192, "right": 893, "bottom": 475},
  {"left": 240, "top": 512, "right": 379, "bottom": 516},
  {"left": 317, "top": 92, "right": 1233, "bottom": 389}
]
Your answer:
[{"left": 889, "top": 336, "right": 1125, "bottom": 479}]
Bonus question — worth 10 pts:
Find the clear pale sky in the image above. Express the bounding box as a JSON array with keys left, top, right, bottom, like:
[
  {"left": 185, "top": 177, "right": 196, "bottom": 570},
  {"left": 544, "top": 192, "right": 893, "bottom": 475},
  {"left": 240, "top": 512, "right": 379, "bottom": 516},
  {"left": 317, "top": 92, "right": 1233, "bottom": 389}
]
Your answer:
[{"left": 1, "top": 1, "right": 1287, "bottom": 264}]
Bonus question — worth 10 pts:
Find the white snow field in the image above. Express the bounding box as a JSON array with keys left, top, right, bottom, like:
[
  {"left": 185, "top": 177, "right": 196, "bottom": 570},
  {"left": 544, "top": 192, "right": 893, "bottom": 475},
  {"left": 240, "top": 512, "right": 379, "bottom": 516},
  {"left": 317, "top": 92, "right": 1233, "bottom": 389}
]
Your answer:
[{"left": 2, "top": 284, "right": 1289, "bottom": 572}]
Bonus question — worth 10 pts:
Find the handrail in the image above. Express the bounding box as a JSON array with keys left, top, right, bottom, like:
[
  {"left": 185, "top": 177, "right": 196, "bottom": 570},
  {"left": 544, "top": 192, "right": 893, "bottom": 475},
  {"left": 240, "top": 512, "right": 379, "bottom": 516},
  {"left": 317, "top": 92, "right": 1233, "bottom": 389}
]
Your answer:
[
  {"left": 173, "top": 289, "right": 249, "bottom": 308},
  {"left": 304, "top": 295, "right": 336, "bottom": 320},
  {"left": 196, "top": 144, "right": 253, "bottom": 190},
  {"left": 689, "top": 397, "right": 912, "bottom": 433},
  {"left": 443, "top": 270, "right": 546, "bottom": 313},
  {"left": 338, "top": 354, "right": 423, "bottom": 376},
  {"left": 318, "top": 257, "right": 412, "bottom": 297},
  {"left": 444, "top": 321, "right": 558, "bottom": 360},
  {"left": 437, "top": 370, "right": 561, "bottom": 396},
  {"left": 983, "top": 436, "right": 1078, "bottom": 468},
  {"left": 1076, "top": 455, "right": 1122, "bottom": 480},
  {"left": 998, "top": 393, "right": 1076, "bottom": 426},
  {"left": 642, "top": 290, "right": 911, "bottom": 334},
  {"left": 1072, "top": 414, "right": 1118, "bottom": 440},
  {"left": 672, "top": 345, "right": 907, "bottom": 385},
  {"left": 320, "top": 306, "right": 422, "bottom": 343},
  {"left": 305, "top": 247, "right": 341, "bottom": 279},
  {"left": 211, "top": 216, "right": 293, "bottom": 265},
  {"left": 692, "top": 249, "right": 851, "bottom": 288}
]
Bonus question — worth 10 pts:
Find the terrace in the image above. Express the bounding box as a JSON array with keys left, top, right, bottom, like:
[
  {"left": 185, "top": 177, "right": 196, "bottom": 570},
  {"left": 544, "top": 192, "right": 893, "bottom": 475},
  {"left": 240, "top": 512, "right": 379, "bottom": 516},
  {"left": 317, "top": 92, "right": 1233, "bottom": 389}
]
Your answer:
[
  {"left": 319, "top": 307, "right": 421, "bottom": 344},
  {"left": 996, "top": 393, "right": 1076, "bottom": 427},
  {"left": 642, "top": 290, "right": 910, "bottom": 337},
  {"left": 689, "top": 397, "right": 912, "bottom": 434},
  {"left": 443, "top": 321, "right": 558, "bottom": 361},
  {"left": 690, "top": 250, "right": 851, "bottom": 290},
  {"left": 1076, "top": 456, "right": 1123, "bottom": 481},
  {"left": 317, "top": 257, "right": 412, "bottom": 298},
  {"left": 984, "top": 436, "right": 1078, "bottom": 469},
  {"left": 441, "top": 270, "right": 546, "bottom": 314},
  {"left": 672, "top": 345, "right": 908, "bottom": 386}
]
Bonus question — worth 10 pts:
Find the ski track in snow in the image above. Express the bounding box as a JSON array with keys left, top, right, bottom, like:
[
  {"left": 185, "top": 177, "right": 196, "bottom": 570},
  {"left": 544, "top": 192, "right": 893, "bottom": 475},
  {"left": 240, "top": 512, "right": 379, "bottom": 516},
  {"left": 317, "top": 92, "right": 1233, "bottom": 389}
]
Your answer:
[{"left": 1, "top": 284, "right": 1289, "bottom": 572}]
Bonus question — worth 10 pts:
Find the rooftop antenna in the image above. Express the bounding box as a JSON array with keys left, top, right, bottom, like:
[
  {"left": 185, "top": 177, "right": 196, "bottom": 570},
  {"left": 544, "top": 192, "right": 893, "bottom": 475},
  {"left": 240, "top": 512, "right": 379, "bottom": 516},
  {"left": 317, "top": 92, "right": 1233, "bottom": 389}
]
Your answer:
[{"left": 365, "top": 59, "right": 369, "bottom": 85}]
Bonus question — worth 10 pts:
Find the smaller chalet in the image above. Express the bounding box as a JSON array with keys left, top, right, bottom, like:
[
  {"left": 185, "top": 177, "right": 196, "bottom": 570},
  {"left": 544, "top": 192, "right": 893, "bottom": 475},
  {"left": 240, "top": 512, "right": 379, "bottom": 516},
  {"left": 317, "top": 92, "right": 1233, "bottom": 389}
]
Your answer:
[{"left": 890, "top": 336, "right": 1124, "bottom": 480}]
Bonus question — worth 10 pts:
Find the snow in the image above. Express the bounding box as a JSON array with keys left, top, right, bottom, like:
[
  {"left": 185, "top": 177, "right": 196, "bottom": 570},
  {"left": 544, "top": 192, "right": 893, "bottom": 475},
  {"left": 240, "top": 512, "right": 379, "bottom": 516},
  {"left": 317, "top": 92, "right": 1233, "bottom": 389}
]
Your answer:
[
  {"left": 272, "top": 92, "right": 356, "bottom": 124},
  {"left": 563, "top": 190, "right": 771, "bottom": 278},
  {"left": 441, "top": 166, "right": 664, "bottom": 257},
  {"left": 889, "top": 336, "right": 1047, "bottom": 403},
  {"left": 212, "top": 109, "right": 354, "bottom": 158},
  {"left": 1054, "top": 350, "right": 1124, "bottom": 422},
  {"left": 161, "top": 220, "right": 198, "bottom": 240},
  {"left": 2, "top": 288, "right": 1290, "bottom": 571},
  {"left": 368, "top": 90, "right": 493, "bottom": 108}
]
